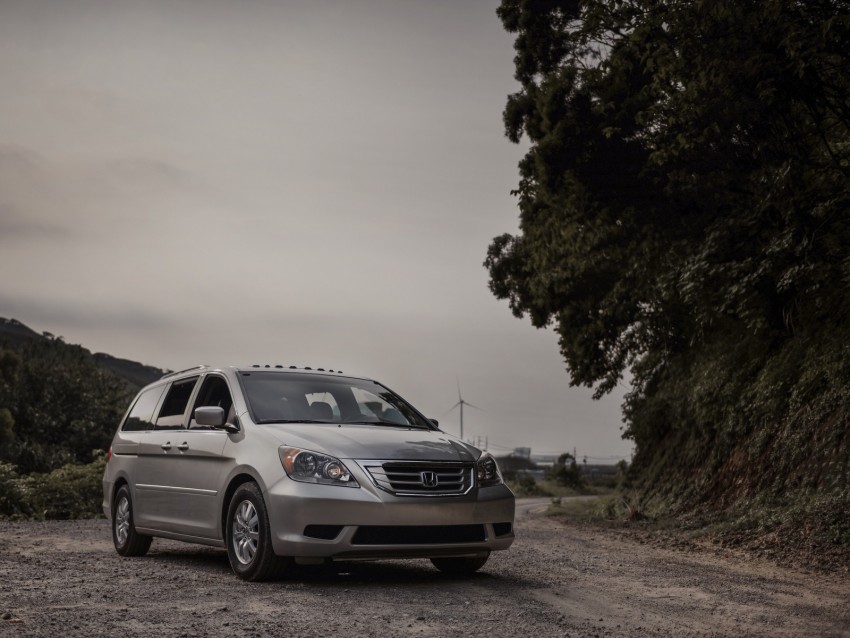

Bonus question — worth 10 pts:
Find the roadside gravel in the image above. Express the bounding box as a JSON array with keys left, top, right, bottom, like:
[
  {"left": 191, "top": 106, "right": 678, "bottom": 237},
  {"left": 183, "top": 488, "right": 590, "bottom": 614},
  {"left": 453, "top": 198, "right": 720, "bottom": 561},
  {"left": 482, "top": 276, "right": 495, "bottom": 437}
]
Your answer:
[{"left": 1, "top": 498, "right": 848, "bottom": 637}]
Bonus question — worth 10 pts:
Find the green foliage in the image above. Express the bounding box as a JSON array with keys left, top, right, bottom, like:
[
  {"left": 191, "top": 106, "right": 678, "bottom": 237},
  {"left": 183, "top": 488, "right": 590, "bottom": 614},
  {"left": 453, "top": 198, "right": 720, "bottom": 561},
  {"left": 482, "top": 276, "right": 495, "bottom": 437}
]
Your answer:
[
  {"left": 545, "top": 492, "right": 645, "bottom": 521},
  {"left": 0, "top": 408, "right": 13, "bottom": 448},
  {"left": 490, "top": 0, "right": 850, "bottom": 397},
  {"left": 0, "top": 462, "right": 28, "bottom": 517},
  {"left": 0, "top": 455, "right": 107, "bottom": 520},
  {"left": 0, "top": 337, "right": 131, "bottom": 474},
  {"left": 615, "top": 460, "right": 632, "bottom": 489},
  {"left": 0, "top": 334, "right": 135, "bottom": 519},
  {"left": 489, "top": 0, "right": 850, "bottom": 536},
  {"left": 547, "top": 452, "right": 585, "bottom": 488},
  {"left": 505, "top": 471, "right": 552, "bottom": 497}
]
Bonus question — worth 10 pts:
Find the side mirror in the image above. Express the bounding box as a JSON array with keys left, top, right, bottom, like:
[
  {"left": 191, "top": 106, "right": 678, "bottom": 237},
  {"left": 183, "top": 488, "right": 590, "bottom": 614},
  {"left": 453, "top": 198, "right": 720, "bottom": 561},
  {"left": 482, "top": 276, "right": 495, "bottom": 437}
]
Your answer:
[
  {"left": 429, "top": 418, "right": 439, "bottom": 428},
  {"left": 195, "top": 407, "right": 239, "bottom": 433}
]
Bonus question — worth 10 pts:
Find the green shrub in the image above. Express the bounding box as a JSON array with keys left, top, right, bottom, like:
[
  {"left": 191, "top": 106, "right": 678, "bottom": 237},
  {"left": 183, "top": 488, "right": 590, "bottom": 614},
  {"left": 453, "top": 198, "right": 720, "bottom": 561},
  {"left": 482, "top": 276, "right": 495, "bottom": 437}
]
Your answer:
[
  {"left": 0, "top": 462, "right": 31, "bottom": 518},
  {"left": 506, "top": 472, "right": 553, "bottom": 497},
  {"left": 0, "top": 454, "right": 106, "bottom": 520},
  {"left": 547, "top": 453, "right": 584, "bottom": 489}
]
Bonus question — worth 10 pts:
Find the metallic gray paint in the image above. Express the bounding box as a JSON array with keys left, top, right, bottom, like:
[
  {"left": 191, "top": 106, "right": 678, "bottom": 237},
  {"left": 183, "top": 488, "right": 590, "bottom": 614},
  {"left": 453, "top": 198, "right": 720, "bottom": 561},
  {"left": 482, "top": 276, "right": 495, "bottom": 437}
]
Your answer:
[{"left": 103, "top": 366, "right": 515, "bottom": 563}]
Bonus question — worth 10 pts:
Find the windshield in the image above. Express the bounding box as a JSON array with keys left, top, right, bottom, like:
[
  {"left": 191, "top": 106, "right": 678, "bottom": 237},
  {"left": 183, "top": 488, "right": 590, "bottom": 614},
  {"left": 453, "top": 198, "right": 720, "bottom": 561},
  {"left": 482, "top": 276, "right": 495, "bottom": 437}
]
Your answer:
[{"left": 239, "top": 371, "right": 431, "bottom": 428}]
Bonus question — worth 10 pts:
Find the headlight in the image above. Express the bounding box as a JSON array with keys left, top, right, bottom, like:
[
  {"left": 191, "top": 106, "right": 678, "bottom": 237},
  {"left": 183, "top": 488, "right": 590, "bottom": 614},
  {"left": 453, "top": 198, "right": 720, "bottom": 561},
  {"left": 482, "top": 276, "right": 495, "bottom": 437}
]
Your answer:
[
  {"left": 476, "top": 453, "right": 502, "bottom": 487},
  {"left": 279, "top": 447, "right": 359, "bottom": 487}
]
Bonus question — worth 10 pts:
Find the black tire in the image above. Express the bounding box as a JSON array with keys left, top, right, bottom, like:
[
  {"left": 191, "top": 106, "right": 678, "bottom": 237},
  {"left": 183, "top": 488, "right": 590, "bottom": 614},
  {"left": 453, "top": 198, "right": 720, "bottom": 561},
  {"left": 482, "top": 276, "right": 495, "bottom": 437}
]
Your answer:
[
  {"left": 226, "top": 482, "right": 289, "bottom": 581},
  {"left": 430, "top": 553, "right": 489, "bottom": 575},
  {"left": 112, "top": 485, "right": 152, "bottom": 557}
]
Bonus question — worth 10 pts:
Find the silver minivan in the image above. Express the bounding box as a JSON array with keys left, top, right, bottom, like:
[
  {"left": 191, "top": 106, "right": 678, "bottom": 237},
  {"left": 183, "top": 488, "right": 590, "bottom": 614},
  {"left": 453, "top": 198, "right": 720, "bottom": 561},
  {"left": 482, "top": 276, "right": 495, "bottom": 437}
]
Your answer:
[{"left": 103, "top": 365, "right": 515, "bottom": 580}]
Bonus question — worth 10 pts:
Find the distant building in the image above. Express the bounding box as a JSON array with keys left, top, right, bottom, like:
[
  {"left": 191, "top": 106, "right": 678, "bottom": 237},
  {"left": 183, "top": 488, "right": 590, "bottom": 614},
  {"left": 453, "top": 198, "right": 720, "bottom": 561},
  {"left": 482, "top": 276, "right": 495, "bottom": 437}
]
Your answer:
[
  {"left": 513, "top": 447, "right": 531, "bottom": 459},
  {"left": 530, "top": 453, "right": 558, "bottom": 467},
  {"left": 525, "top": 469, "right": 546, "bottom": 482}
]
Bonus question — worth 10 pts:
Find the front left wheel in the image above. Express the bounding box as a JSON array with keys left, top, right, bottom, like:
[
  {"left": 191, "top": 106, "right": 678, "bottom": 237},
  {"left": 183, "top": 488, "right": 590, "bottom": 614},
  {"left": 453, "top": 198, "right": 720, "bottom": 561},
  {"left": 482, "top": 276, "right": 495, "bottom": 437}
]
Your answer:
[{"left": 226, "top": 482, "right": 289, "bottom": 581}]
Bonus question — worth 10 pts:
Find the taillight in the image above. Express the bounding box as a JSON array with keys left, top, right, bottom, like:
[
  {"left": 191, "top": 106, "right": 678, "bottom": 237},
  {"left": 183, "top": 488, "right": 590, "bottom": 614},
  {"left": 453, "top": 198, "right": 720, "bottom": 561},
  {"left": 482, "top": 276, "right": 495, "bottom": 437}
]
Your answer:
[{"left": 106, "top": 447, "right": 112, "bottom": 463}]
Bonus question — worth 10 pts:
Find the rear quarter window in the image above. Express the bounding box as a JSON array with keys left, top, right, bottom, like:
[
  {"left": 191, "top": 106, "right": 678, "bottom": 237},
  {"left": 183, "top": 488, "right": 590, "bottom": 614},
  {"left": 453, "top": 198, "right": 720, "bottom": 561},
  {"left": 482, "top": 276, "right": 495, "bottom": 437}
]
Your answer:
[{"left": 122, "top": 386, "right": 166, "bottom": 432}]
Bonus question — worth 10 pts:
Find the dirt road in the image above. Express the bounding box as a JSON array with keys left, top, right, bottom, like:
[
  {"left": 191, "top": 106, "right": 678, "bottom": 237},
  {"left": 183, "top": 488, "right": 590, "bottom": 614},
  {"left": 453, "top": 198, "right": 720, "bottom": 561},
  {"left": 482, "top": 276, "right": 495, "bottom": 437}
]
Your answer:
[{"left": 1, "top": 498, "right": 848, "bottom": 637}]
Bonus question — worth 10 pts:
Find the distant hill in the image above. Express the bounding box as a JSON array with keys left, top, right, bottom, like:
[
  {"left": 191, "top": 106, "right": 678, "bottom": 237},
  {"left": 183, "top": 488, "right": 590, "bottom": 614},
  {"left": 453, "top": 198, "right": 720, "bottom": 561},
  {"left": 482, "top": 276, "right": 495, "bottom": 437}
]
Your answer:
[
  {"left": 0, "top": 317, "right": 167, "bottom": 391},
  {"left": 92, "top": 353, "right": 167, "bottom": 391},
  {"left": 0, "top": 317, "right": 41, "bottom": 344}
]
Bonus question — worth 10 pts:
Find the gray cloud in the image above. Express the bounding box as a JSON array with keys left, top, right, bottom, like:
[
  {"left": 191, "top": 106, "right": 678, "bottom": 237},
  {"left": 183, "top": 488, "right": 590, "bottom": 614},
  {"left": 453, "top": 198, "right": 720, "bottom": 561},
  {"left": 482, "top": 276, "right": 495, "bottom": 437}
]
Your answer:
[
  {"left": 0, "top": 294, "right": 177, "bottom": 334},
  {"left": 0, "top": 205, "right": 71, "bottom": 240},
  {"left": 0, "top": 145, "right": 41, "bottom": 168},
  {"left": 98, "top": 157, "right": 203, "bottom": 191}
]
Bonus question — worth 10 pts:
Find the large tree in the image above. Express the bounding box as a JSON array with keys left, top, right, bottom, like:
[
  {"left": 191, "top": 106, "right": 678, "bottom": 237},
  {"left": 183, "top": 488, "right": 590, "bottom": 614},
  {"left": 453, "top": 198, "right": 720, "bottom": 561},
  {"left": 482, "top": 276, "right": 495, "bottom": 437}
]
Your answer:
[
  {"left": 487, "top": 1, "right": 850, "bottom": 508},
  {"left": 488, "top": 0, "right": 850, "bottom": 398}
]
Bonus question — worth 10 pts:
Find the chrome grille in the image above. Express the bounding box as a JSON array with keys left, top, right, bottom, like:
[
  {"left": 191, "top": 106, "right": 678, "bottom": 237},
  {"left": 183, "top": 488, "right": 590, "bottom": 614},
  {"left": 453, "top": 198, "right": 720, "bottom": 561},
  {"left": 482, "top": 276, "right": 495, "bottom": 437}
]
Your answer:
[{"left": 360, "top": 461, "right": 474, "bottom": 496}]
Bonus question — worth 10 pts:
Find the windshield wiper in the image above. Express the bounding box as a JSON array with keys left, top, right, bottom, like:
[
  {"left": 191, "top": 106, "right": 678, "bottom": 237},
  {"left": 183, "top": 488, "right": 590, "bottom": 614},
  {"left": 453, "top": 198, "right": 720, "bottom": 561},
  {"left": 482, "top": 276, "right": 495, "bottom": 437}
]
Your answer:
[{"left": 342, "top": 420, "right": 427, "bottom": 428}]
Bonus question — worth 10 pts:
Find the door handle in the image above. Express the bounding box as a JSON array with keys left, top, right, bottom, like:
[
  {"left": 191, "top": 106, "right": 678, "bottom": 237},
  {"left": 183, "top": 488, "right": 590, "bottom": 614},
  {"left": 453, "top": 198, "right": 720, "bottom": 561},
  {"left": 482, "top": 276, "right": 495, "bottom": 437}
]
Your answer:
[
  {"left": 160, "top": 442, "right": 172, "bottom": 451},
  {"left": 177, "top": 442, "right": 189, "bottom": 451}
]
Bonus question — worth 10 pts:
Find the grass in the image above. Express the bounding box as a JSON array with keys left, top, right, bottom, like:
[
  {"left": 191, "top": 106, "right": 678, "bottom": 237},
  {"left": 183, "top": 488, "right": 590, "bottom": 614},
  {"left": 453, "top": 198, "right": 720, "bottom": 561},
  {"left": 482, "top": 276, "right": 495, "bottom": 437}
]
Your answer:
[
  {"left": 544, "top": 490, "right": 669, "bottom": 523},
  {"left": 505, "top": 477, "right": 616, "bottom": 498},
  {"left": 541, "top": 487, "right": 850, "bottom": 573},
  {"left": 545, "top": 493, "right": 622, "bottom": 520}
]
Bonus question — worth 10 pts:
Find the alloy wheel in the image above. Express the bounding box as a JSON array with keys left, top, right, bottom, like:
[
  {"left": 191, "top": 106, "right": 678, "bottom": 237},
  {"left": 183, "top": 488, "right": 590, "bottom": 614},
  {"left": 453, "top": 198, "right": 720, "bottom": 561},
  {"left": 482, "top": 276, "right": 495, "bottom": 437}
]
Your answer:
[
  {"left": 115, "top": 496, "right": 130, "bottom": 546},
  {"left": 232, "top": 499, "right": 260, "bottom": 565}
]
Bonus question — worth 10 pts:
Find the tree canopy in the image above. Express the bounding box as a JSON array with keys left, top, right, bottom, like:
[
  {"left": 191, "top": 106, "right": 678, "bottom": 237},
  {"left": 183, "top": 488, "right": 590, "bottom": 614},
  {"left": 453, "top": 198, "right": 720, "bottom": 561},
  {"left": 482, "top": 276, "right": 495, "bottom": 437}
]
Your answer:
[
  {"left": 488, "top": 0, "right": 850, "bottom": 397},
  {"left": 0, "top": 337, "right": 131, "bottom": 474}
]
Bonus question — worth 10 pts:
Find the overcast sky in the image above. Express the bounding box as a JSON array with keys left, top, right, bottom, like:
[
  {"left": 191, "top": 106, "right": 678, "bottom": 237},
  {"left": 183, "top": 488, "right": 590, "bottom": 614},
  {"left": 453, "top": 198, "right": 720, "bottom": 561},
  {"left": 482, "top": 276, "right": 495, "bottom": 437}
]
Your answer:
[{"left": 0, "top": 0, "right": 633, "bottom": 461}]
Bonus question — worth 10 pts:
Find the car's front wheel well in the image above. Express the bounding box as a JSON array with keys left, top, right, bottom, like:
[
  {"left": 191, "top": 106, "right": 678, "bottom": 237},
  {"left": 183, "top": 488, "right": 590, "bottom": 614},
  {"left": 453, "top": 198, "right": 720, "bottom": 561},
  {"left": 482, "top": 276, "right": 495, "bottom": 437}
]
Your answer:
[
  {"left": 221, "top": 474, "right": 260, "bottom": 536},
  {"left": 111, "top": 477, "right": 128, "bottom": 512}
]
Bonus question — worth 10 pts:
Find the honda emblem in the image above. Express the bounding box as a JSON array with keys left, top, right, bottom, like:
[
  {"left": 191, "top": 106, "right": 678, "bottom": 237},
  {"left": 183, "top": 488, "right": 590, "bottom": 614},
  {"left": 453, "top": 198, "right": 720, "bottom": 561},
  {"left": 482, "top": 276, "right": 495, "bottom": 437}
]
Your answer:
[{"left": 421, "top": 471, "right": 439, "bottom": 487}]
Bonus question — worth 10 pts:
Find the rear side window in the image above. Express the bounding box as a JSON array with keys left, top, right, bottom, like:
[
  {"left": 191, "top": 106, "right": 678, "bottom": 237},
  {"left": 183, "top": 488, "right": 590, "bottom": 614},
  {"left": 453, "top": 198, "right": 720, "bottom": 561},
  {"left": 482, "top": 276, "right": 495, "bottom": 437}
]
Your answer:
[
  {"left": 122, "top": 386, "right": 166, "bottom": 432},
  {"left": 155, "top": 377, "right": 199, "bottom": 430}
]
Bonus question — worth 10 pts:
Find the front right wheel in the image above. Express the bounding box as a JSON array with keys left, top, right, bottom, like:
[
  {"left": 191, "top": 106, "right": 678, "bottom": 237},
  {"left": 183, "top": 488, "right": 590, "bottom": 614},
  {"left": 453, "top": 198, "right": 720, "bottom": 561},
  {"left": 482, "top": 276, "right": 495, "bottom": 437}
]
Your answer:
[
  {"left": 430, "top": 553, "right": 489, "bottom": 575},
  {"left": 226, "top": 482, "right": 289, "bottom": 581}
]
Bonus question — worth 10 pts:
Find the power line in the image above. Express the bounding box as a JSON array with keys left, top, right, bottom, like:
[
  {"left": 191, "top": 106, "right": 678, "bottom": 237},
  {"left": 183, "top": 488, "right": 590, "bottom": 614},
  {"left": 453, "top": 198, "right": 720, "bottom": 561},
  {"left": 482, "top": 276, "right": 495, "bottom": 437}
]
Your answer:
[{"left": 481, "top": 438, "right": 632, "bottom": 461}]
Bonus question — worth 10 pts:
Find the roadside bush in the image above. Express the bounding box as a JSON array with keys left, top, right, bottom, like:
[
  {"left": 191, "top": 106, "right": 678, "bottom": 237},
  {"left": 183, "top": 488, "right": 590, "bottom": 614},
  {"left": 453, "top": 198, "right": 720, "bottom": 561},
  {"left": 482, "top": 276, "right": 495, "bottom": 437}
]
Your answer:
[
  {"left": 0, "top": 462, "right": 31, "bottom": 518},
  {"left": 547, "top": 453, "right": 584, "bottom": 489},
  {"left": 506, "top": 472, "right": 553, "bottom": 497},
  {"left": 0, "top": 454, "right": 106, "bottom": 520}
]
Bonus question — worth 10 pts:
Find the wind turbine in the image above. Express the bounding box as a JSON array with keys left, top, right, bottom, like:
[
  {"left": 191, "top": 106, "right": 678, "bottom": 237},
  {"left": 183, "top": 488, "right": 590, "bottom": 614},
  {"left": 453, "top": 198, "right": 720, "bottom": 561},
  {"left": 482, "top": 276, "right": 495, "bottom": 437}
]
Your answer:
[{"left": 446, "top": 381, "right": 483, "bottom": 441}]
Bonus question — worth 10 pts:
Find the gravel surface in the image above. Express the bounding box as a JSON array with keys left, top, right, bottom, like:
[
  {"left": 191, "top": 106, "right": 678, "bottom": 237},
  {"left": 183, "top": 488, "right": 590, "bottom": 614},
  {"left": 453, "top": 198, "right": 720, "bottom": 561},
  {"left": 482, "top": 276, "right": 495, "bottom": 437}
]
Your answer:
[{"left": 1, "top": 498, "right": 848, "bottom": 637}]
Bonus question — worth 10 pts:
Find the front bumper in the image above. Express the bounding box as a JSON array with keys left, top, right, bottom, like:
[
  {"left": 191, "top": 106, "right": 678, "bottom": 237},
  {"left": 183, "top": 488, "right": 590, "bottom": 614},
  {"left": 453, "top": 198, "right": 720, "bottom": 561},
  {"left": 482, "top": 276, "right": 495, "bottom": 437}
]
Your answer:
[{"left": 264, "top": 472, "right": 515, "bottom": 560}]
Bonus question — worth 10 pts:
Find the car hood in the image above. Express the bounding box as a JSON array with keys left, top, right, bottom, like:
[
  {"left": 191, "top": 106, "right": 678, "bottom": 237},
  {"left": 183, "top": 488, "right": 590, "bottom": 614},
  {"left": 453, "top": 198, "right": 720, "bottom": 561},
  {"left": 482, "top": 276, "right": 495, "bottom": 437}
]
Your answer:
[{"left": 257, "top": 423, "right": 479, "bottom": 462}]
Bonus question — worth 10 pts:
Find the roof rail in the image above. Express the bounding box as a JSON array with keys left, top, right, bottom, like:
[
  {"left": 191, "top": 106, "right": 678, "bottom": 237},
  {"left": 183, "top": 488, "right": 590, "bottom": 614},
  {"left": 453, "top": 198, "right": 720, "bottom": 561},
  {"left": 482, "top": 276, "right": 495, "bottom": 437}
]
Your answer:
[
  {"left": 247, "top": 364, "right": 344, "bottom": 374},
  {"left": 160, "top": 365, "right": 208, "bottom": 380}
]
